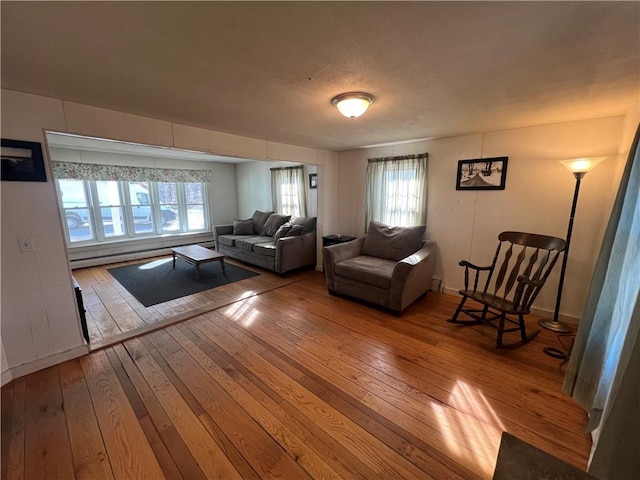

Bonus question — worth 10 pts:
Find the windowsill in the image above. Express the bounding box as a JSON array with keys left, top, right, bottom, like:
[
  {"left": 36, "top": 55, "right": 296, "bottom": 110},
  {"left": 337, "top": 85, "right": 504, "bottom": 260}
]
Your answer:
[
  {"left": 67, "top": 230, "right": 211, "bottom": 252},
  {"left": 67, "top": 231, "right": 215, "bottom": 268}
]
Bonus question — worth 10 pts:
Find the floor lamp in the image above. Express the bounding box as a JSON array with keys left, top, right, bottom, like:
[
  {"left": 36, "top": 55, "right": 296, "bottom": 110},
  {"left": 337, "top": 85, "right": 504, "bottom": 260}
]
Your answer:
[{"left": 539, "top": 157, "right": 606, "bottom": 334}]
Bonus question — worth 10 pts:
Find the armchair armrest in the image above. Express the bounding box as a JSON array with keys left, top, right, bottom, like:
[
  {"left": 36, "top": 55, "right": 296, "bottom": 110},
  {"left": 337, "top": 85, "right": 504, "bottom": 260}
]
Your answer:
[
  {"left": 322, "top": 236, "right": 365, "bottom": 291},
  {"left": 390, "top": 241, "right": 437, "bottom": 312},
  {"left": 213, "top": 224, "right": 233, "bottom": 250}
]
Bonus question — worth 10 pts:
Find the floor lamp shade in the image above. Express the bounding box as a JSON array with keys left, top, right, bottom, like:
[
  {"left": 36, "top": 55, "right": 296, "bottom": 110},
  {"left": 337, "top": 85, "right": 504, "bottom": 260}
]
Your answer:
[{"left": 539, "top": 157, "right": 606, "bottom": 333}]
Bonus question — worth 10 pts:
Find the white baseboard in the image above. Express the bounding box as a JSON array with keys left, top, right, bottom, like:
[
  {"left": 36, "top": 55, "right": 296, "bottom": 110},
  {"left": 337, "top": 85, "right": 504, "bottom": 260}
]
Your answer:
[
  {"left": 1, "top": 345, "right": 89, "bottom": 385},
  {"left": 442, "top": 286, "right": 579, "bottom": 325}
]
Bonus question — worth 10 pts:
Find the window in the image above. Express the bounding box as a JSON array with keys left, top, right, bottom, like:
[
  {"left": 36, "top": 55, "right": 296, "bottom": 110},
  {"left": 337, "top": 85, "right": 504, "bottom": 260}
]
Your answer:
[
  {"left": 365, "top": 153, "right": 428, "bottom": 227},
  {"left": 56, "top": 179, "right": 208, "bottom": 244},
  {"left": 271, "top": 166, "right": 307, "bottom": 217}
]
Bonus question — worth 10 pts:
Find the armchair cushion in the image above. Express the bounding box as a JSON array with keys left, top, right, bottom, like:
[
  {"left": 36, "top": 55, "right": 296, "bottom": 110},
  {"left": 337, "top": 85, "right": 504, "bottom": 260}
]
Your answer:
[
  {"left": 335, "top": 256, "right": 396, "bottom": 289},
  {"left": 362, "top": 221, "right": 426, "bottom": 261}
]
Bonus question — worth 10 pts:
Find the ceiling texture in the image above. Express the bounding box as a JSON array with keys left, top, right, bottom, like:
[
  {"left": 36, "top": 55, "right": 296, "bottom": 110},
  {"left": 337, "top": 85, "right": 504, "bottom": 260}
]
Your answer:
[{"left": 2, "top": 1, "right": 639, "bottom": 152}]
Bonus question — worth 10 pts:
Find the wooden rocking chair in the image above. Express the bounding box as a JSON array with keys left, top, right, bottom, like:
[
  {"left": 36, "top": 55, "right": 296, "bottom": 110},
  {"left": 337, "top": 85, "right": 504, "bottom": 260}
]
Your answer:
[{"left": 448, "top": 231, "right": 566, "bottom": 348}]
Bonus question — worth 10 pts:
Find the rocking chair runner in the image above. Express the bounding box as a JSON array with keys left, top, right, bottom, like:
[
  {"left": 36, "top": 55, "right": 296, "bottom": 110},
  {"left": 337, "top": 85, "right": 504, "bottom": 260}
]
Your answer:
[{"left": 448, "top": 231, "right": 566, "bottom": 348}]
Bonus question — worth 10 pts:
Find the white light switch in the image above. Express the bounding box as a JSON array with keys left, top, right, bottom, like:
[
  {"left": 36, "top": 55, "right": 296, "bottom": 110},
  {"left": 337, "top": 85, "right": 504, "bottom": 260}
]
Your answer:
[{"left": 18, "top": 238, "right": 34, "bottom": 252}]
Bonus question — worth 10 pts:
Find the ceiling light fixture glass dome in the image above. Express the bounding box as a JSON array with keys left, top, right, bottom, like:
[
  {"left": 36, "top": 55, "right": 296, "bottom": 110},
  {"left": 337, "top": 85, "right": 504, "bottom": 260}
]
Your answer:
[{"left": 331, "top": 92, "right": 375, "bottom": 118}]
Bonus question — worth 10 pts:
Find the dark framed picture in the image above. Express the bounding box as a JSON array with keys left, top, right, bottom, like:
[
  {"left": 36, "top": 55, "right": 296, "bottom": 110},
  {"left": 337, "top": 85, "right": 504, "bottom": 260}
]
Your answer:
[
  {"left": 1, "top": 138, "right": 47, "bottom": 182},
  {"left": 309, "top": 173, "right": 318, "bottom": 189},
  {"left": 456, "top": 156, "right": 508, "bottom": 190}
]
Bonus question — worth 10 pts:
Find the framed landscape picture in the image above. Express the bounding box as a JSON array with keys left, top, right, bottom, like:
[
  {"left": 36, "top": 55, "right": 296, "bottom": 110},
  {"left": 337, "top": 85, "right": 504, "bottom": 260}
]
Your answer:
[
  {"left": 456, "top": 156, "right": 508, "bottom": 190},
  {"left": 1, "top": 138, "right": 47, "bottom": 182},
  {"left": 309, "top": 173, "right": 318, "bottom": 189}
]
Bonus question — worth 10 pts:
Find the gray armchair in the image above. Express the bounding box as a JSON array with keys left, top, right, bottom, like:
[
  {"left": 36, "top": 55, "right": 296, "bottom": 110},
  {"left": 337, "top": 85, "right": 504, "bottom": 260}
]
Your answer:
[{"left": 323, "top": 222, "right": 437, "bottom": 314}]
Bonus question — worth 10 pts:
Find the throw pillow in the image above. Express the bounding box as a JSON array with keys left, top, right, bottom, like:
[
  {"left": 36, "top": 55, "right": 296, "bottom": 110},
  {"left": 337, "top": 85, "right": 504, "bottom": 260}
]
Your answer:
[
  {"left": 273, "top": 222, "right": 292, "bottom": 241},
  {"left": 261, "top": 213, "right": 291, "bottom": 236},
  {"left": 233, "top": 219, "right": 254, "bottom": 235},
  {"left": 290, "top": 216, "right": 317, "bottom": 234},
  {"left": 362, "top": 221, "right": 425, "bottom": 261},
  {"left": 251, "top": 210, "right": 273, "bottom": 234},
  {"left": 285, "top": 224, "right": 305, "bottom": 237}
]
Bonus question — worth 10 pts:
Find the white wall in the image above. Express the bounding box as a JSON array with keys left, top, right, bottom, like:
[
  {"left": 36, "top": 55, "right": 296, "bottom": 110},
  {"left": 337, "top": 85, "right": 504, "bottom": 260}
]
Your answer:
[
  {"left": 336, "top": 116, "right": 628, "bottom": 322},
  {"left": 0, "top": 89, "right": 339, "bottom": 383},
  {"left": 236, "top": 160, "right": 279, "bottom": 218}
]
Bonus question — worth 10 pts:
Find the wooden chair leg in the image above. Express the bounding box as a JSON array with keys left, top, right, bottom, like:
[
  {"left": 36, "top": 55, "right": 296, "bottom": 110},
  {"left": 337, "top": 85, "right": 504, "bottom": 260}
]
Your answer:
[
  {"left": 449, "top": 296, "right": 468, "bottom": 323},
  {"left": 519, "top": 313, "right": 527, "bottom": 342},
  {"left": 496, "top": 313, "right": 506, "bottom": 348}
]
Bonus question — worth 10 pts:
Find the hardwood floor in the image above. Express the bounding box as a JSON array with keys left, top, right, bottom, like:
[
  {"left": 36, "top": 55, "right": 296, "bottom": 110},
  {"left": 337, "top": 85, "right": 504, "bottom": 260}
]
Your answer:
[
  {"left": 1, "top": 268, "right": 590, "bottom": 479},
  {"left": 71, "top": 256, "right": 315, "bottom": 349}
]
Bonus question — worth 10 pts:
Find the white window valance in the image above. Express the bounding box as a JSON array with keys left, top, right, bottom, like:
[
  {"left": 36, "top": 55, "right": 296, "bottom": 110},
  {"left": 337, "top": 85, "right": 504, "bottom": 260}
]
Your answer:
[{"left": 52, "top": 161, "right": 213, "bottom": 183}]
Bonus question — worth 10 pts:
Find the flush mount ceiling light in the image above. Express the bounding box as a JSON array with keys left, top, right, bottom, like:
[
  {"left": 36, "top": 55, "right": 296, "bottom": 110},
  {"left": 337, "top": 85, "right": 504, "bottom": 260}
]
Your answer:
[{"left": 331, "top": 92, "right": 375, "bottom": 118}]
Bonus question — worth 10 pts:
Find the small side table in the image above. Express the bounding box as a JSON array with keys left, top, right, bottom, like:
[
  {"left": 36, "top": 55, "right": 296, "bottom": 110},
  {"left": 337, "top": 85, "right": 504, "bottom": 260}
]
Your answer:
[{"left": 322, "top": 234, "right": 357, "bottom": 247}]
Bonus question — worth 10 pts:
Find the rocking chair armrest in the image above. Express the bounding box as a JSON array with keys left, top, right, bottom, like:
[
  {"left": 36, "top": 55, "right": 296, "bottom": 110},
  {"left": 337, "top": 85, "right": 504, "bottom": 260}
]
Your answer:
[
  {"left": 517, "top": 275, "right": 545, "bottom": 288},
  {"left": 459, "top": 260, "right": 492, "bottom": 271}
]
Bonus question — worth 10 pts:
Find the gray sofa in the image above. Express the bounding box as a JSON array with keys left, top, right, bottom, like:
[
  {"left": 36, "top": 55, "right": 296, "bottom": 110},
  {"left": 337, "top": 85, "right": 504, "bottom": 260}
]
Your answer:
[
  {"left": 323, "top": 221, "right": 437, "bottom": 314},
  {"left": 213, "top": 210, "right": 316, "bottom": 274}
]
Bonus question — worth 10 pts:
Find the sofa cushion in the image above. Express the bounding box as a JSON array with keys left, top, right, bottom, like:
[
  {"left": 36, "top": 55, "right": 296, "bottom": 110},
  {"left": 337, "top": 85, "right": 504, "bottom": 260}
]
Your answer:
[
  {"left": 218, "top": 235, "right": 245, "bottom": 247},
  {"left": 252, "top": 210, "right": 273, "bottom": 234},
  {"left": 285, "top": 224, "right": 305, "bottom": 237},
  {"left": 362, "top": 221, "right": 425, "bottom": 261},
  {"left": 235, "top": 235, "right": 273, "bottom": 251},
  {"left": 274, "top": 222, "right": 292, "bottom": 241},
  {"left": 261, "top": 214, "right": 291, "bottom": 236},
  {"left": 233, "top": 219, "right": 254, "bottom": 235},
  {"left": 335, "top": 256, "right": 397, "bottom": 289},
  {"left": 291, "top": 216, "right": 317, "bottom": 234},
  {"left": 253, "top": 242, "right": 277, "bottom": 257}
]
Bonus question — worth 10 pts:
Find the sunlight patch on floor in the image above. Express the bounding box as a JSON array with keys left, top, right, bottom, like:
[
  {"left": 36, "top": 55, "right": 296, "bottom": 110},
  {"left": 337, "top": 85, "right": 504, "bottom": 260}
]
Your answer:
[
  {"left": 223, "top": 295, "right": 260, "bottom": 327},
  {"left": 138, "top": 258, "right": 172, "bottom": 269},
  {"left": 432, "top": 380, "right": 505, "bottom": 478}
]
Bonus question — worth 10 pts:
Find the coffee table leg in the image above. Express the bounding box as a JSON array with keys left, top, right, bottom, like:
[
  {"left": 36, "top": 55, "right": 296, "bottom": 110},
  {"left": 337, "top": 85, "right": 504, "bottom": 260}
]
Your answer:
[
  {"left": 172, "top": 252, "right": 176, "bottom": 269},
  {"left": 220, "top": 258, "right": 226, "bottom": 275},
  {"left": 195, "top": 262, "right": 201, "bottom": 280}
]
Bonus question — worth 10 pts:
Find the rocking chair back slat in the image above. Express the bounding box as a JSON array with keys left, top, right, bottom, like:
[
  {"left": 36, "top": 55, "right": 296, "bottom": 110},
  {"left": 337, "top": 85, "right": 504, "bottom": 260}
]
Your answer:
[
  {"left": 503, "top": 246, "right": 527, "bottom": 298},
  {"left": 493, "top": 244, "right": 513, "bottom": 295}
]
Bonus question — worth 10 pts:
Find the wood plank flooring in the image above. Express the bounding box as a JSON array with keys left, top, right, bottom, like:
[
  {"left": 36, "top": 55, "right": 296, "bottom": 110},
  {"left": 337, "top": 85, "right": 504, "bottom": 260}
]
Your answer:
[
  {"left": 1, "top": 268, "right": 591, "bottom": 479},
  {"left": 71, "top": 256, "right": 314, "bottom": 349}
]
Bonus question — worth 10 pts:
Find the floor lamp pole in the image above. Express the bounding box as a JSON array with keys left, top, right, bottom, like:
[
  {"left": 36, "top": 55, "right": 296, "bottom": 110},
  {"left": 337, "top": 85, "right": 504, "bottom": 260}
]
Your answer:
[{"left": 538, "top": 171, "right": 585, "bottom": 333}]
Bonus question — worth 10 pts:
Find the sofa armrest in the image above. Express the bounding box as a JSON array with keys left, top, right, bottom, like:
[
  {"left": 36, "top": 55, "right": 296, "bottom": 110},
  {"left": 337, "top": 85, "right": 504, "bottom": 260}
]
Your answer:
[
  {"left": 213, "top": 224, "right": 233, "bottom": 250},
  {"left": 322, "top": 236, "right": 365, "bottom": 291},
  {"left": 275, "top": 231, "right": 317, "bottom": 273},
  {"left": 390, "top": 241, "right": 437, "bottom": 312}
]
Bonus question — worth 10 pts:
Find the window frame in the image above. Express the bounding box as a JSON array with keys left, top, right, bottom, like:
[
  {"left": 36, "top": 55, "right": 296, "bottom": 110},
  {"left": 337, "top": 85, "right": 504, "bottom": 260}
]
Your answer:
[{"left": 56, "top": 178, "right": 210, "bottom": 246}]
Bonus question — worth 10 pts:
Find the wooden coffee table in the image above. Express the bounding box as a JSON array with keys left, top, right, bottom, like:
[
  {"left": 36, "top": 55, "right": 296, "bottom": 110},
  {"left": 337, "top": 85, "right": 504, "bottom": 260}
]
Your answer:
[{"left": 171, "top": 245, "right": 226, "bottom": 280}]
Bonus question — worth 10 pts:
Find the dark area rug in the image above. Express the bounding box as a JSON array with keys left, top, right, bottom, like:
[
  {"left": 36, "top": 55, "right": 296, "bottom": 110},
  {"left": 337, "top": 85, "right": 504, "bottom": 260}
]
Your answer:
[
  {"left": 493, "top": 432, "right": 595, "bottom": 479},
  {"left": 108, "top": 258, "right": 259, "bottom": 307}
]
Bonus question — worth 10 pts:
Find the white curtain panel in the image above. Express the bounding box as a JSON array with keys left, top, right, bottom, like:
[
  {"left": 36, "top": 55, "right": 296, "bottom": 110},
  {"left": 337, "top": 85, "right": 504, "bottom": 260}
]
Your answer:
[
  {"left": 270, "top": 166, "right": 307, "bottom": 217},
  {"left": 365, "top": 153, "right": 428, "bottom": 227}
]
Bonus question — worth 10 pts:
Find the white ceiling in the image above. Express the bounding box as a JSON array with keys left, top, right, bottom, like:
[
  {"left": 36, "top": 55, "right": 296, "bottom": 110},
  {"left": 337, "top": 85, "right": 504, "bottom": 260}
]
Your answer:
[{"left": 2, "top": 2, "right": 639, "bottom": 152}]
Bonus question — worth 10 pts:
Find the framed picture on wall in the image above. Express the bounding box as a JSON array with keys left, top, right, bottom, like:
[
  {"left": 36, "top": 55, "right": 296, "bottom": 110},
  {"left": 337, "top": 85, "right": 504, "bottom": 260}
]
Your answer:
[
  {"left": 456, "top": 156, "right": 508, "bottom": 190},
  {"left": 309, "top": 173, "right": 318, "bottom": 189},
  {"left": 1, "top": 138, "right": 47, "bottom": 182}
]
